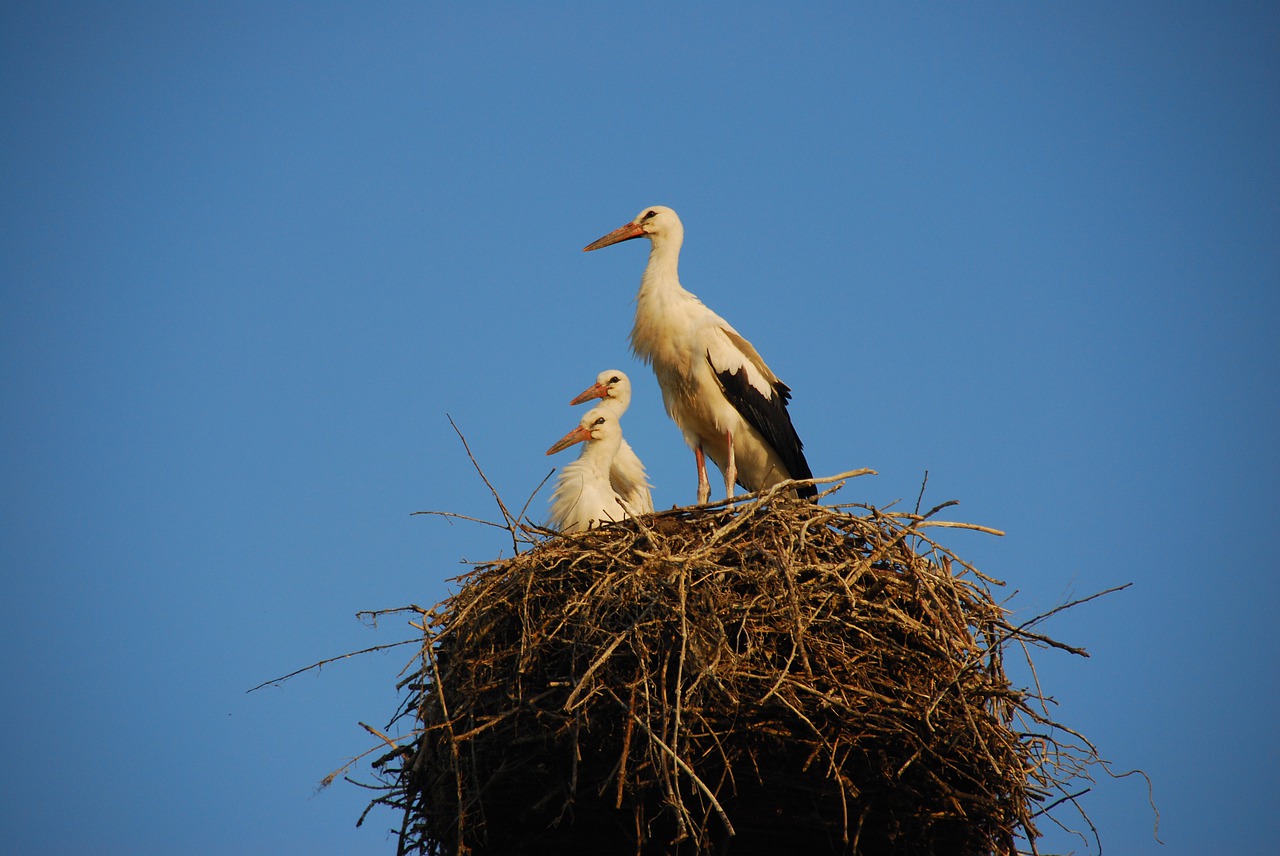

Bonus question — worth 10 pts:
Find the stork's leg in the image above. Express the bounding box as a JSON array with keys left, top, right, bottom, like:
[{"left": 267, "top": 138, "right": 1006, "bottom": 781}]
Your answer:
[
  {"left": 723, "top": 429, "right": 736, "bottom": 499},
  {"left": 695, "top": 445, "right": 711, "bottom": 505}
]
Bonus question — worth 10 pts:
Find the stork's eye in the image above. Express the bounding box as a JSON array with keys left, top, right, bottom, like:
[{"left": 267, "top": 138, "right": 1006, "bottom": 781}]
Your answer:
[
  {"left": 593, "top": 417, "right": 606, "bottom": 426},
  {"left": 641, "top": 210, "right": 657, "bottom": 221},
  {"left": 608, "top": 376, "right": 620, "bottom": 384}
]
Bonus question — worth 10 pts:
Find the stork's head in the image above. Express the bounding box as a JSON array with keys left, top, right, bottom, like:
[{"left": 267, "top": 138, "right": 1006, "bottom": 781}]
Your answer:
[
  {"left": 583, "top": 206, "right": 683, "bottom": 252},
  {"left": 545, "top": 405, "right": 619, "bottom": 456},
  {"left": 569, "top": 369, "right": 632, "bottom": 407}
]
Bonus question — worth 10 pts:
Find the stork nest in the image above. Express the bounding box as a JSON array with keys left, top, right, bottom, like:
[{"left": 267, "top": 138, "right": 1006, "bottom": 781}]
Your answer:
[{"left": 360, "top": 479, "right": 1108, "bottom": 855}]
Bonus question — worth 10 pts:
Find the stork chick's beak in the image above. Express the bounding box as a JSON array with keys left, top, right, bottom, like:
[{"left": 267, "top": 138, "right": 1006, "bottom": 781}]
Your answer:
[
  {"left": 569, "top": 381, "right": 609, "bottom": 406},
  {"left": 583, "top": 221, "right": 645, "bottom": 252},
  {"left": 546, "top": 424, "right": 592, "bottom": 456}
]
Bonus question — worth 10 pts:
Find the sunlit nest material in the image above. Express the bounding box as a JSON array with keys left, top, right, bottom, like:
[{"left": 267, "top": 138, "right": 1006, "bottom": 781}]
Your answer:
[{"left": 364, "top": 476, "right": 1110, "bottom": 855}]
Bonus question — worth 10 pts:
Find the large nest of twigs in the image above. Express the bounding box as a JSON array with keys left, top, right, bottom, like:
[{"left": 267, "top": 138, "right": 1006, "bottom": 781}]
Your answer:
[{"left": 366, "top": 480, "right": 1103, "bottom": 855}]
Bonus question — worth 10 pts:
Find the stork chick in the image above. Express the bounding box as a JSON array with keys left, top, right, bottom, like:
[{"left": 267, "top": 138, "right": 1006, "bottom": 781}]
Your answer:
[
  {"left": 545, "top": 405, "right": 636, "bottom": 533},
  {"left": 569, "top": 369, "right": 654, "bottom": 514}
]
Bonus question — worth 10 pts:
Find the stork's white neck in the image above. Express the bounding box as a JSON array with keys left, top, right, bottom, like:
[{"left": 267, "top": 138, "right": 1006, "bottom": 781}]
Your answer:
[
  {"left": 600, "top": 389, "right": 631, "bottom": 415},
  {"left": 578, "top": 430, "right": 622, "bottom": 478},
  {"left": 631, "top": 233, "right": 704, "bottom": 370},
  {"left": 644, "top": 226, "right": 683, "bottom": 282},
  {"left": 637, "top": 232, "right": 687, "bottom": 303}
]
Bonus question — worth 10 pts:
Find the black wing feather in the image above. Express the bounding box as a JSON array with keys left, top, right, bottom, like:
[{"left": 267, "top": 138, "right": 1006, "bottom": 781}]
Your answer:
[{"left": 712, "top": 357, "right": 817, "bottom": 499}]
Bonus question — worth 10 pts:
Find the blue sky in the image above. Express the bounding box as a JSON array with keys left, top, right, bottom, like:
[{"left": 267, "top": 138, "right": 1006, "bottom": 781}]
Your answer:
[{"left": 2, "top": 2, "right": 1276, "bottom": 853}]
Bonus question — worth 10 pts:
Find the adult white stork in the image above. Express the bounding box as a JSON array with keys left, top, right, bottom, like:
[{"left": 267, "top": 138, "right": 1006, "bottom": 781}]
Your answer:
[
  {"left": 545, "top": 404, "right": 637, "bottom": 533},
  {"left": 583, "top": 205, "right": 816, "bottom": 503},
  {"left": 569, "top": 369, "right": 654, "bottom": 514}
]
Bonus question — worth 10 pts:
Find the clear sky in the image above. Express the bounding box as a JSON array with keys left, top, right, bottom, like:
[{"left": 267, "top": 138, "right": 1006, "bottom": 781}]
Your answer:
[{"left": 2, "top": 2, "right": 1276, "bottom": 853}]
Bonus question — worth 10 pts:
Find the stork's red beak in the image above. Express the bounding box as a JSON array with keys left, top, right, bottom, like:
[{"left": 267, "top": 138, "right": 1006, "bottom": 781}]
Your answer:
[
  {"left": 583, "top": 221, "right": 645, "bottom": 252},
  {"left": 569, "top": 381, "right": 609, "bottom": 406},
  {"left": 546, "top": 424, "right": 592, "bottom": 456}
]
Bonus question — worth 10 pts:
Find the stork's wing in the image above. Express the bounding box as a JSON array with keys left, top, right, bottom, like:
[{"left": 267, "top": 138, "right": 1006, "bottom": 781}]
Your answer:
[
  {"left": 718, "top": 325, "right": 784, "bottom": 390},
  {"left": 705, "top": 324, "right": 816, "bottom": 498},
  {"left": 611, "top": 440, "right": 654, "bottom": 514}
]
